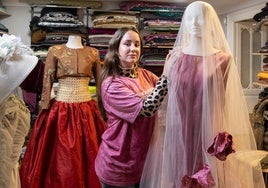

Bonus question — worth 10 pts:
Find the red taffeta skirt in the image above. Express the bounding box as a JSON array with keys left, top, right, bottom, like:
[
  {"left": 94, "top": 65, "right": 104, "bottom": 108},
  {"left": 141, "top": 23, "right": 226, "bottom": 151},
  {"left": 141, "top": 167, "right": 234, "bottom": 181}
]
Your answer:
[{"left": 20, "top": 99, "right": 106, "bottom": 188}]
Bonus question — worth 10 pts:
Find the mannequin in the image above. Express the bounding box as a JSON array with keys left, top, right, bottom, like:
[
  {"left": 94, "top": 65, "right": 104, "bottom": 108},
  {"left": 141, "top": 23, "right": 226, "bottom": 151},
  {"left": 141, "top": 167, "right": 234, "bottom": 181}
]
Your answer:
[
  {"left": 182, "top": 3, "right": 219, "bottom": 56},
  {"left": 140, "top": 1, "right": 266, "bottom": 188},
  {"left": 20, "top": 32, "right": 106, "bottom": 188},
  {"left": 66, "top": 35, "right": 83, "bottom": 49},
  {"left": 0, "top": 34, "right": 38, "bottom": 188}
]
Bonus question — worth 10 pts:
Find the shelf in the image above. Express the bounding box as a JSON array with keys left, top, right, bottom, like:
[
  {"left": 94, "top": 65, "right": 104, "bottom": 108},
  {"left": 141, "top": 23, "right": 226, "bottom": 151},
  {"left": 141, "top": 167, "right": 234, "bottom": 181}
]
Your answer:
[
  {"left": 91, "top": 9, "right": 140, "bottom": 15},
  {"left": 144, "top": 45, "right": 173, "bottom": 49},
  {"left": 252, "top": 52, "right": 268, "bottom": 55},
  {"left": 31, "top": 4, "right": 91, "bottom": 9},
  {"left": 27, "top": 0, "right": 102, "bottom": 9},
  {"left": 140, "top": 9, "right": 184, "bottom": 13},
  {"left": 0, "top": 7, "right": 9, "bottom": 16},
  {"left": 253, "top": 82, "right": 268, "bottom": 87}
]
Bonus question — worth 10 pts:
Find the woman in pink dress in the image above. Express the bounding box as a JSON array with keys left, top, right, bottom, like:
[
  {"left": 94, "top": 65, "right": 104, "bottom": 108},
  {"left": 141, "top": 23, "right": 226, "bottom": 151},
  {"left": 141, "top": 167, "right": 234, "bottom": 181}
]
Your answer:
[
  {"left": 95, "top": 27, "right": 173, "bottom": 188},
  {"left": 140, "top": 1, "right": 266, "bottom": 188}
]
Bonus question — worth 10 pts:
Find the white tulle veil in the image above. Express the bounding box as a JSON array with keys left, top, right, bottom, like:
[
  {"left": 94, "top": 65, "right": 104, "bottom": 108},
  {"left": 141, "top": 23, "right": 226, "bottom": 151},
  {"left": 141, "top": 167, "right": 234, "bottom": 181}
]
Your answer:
[{"left": 140, "top": 1, "right": 267, "bottom": 188}]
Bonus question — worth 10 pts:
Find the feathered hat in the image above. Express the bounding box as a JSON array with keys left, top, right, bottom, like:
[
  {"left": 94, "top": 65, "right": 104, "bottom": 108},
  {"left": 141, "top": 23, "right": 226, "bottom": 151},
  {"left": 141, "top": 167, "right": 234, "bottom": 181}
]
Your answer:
[{"left": 0, "top": 34, "right": 38, "bottom": 104}]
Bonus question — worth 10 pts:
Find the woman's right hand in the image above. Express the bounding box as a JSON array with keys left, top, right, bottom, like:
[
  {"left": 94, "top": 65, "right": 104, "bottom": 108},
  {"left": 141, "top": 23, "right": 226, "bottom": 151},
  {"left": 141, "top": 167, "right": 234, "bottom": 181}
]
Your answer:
[{"left": 162, "top": 50, "right": 174, "bottom": 77}]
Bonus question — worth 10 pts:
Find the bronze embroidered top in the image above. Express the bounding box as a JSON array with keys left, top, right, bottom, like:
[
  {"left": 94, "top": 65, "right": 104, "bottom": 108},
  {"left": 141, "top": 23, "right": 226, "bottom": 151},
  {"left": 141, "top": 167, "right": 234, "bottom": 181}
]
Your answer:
[{"left": 40, "top": 44, "right": 100, "bottom": 109}]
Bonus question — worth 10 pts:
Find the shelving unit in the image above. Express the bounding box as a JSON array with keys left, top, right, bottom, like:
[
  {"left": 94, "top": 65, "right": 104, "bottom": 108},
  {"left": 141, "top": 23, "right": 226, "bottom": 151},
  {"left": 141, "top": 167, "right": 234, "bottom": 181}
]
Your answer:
[
  {"left": 138, "top": 8, "right": 183, "bottom": 76},
  {"left": 88, "top": 9, "right": 140, "bottom": 62},
  {"left": 30, "top": 4, "right": 90, "bottom": 51},
  {"left": 29, "top": 1, "right": 186, "bottom": 76},
  {"left": 252, "top": 52, "right": 268, "bottom": 87}
]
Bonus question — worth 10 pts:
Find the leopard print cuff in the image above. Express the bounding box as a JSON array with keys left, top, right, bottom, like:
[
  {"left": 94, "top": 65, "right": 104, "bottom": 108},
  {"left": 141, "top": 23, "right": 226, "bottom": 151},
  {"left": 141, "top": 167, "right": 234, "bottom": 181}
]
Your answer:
[{"left": 140, "top": 75, "right": 168, "bottom": 117}]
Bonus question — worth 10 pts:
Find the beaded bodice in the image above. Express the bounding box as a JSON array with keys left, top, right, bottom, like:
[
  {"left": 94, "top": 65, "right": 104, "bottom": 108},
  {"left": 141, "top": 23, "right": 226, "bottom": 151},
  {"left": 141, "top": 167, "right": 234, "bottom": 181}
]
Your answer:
[{"left": 56, "top": 77, "right": 91, "bottom": 103}]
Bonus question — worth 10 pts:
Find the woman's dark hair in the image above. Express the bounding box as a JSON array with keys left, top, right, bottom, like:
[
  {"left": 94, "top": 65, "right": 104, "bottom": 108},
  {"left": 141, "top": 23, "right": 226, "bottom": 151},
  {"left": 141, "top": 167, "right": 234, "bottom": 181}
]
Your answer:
[{"left": 97, "top": 26, "right": 143, "bottom": 121}]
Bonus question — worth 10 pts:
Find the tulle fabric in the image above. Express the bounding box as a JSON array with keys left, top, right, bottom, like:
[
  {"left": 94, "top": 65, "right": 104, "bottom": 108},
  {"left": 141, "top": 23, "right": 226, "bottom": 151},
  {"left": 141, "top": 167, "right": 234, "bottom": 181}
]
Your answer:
[
  {"left": 140, "top": 1, "right": 266, "bottom": 188},
  {"left": 20, "top": 99, "right": 106, "bottom": 188}
]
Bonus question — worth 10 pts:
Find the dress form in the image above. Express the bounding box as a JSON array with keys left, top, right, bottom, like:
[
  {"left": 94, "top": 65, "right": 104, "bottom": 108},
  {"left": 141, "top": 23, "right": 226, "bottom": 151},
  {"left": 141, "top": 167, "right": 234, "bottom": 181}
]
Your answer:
[
  {"left": 66, "top": 35, "right": 83, "bottom": 49},
  {"left": 181, "top": 2, "right": 219, "bottom": 56},
  {"left": 140, "top": 1, "right": 265, "bottom": 188},
  {"left": 182, "top": 36, "right": 219, "bottom": 56}
]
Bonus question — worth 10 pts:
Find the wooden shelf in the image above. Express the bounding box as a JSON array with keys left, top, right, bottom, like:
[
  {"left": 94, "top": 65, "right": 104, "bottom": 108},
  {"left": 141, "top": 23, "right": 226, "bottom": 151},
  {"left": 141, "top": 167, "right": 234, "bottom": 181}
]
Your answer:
[
  {"left": 27, "top": 0, "right": 102, "bottom": 9},
  {"left": 252, "top": 52, "right": 268, "bottom": 55},
  {"left": 91, "top": 9, "right": 140, "bottom": 15},
  {"left": 140, "top": 9, "right": 184, "bottom": 13},
  {"left": 144, "top": 45, "right": 173, "bottom": 49},
  {"left": 0, "top": 7, "right": 9, "bottom": 16},
  {"left": 253, "top": 82, "right": 268, "bottom": 87}
]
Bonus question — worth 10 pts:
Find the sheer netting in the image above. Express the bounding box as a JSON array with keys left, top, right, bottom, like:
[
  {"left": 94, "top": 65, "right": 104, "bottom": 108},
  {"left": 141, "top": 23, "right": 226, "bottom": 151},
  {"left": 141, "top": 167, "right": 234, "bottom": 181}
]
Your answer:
[{"left": 140, "top": 1, "right": 267, "bottom": 188}]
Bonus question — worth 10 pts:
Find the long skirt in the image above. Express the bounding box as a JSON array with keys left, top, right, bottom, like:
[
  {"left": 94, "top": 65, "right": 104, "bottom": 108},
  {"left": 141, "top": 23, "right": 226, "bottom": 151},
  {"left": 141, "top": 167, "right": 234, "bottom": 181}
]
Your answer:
[{"left": 20, "top": 99, "right": 107, "bottom": 188}]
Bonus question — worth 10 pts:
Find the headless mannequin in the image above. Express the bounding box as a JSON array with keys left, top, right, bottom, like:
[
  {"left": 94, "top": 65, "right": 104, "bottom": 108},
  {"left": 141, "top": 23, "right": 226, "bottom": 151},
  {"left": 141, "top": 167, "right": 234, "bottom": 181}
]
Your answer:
[
  {"left": 66, "top": 35, "right": 83, "bottom": 49},
  {"left": 182, "top": 3, "right": 219, "bottom": 56}
]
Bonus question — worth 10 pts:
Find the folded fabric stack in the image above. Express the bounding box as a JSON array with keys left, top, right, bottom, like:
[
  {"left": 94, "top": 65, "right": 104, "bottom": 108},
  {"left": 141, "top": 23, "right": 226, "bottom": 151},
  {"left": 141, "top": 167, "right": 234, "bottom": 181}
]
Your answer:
[
  {"left": 88, "top": 28, "right": 116, "bottom": 62},
  {"left": 91, "top": 12, "right": 138, "bottom": 29},
  {"left": 119, "top": 1, "right": 185, "bottom": 19},
  {"left": 257, "top": 41, "right": 268, "bottom": 85},
  {"left": 119, "top": 1, "right": 184, "bottom": 48},
  {"left": 254, "top": 2, "right": 268, "bottom": 22},
  {"left": 258, "top": 71, "right": 268, "bottom": 85},
  {"left": 140, "top": 52, "right": 167, "bottom": 66},
  {"left": 143, "top": 32, "right": 177, "bottom": 47},
  {"left": 88, "top": 28, "right": 116, "bottom": 47},
  {"left": 257, "top": 56, "right": 268, "bottom": 85},
  {"left": 118, "top": 1, "right": 185, "bottom": 76},
  {"left": 30, "top": 7, "right": 87, "bottom": 51},
  {"left": 259, "top": 41, "right": 268, "bottom": 53}
]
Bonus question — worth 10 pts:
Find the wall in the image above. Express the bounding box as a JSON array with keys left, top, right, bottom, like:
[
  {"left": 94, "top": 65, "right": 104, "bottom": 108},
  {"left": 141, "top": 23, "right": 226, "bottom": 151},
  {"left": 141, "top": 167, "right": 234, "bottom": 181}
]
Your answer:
[{"left": 1, "top": 1, "right": 30, "bottom": 45}]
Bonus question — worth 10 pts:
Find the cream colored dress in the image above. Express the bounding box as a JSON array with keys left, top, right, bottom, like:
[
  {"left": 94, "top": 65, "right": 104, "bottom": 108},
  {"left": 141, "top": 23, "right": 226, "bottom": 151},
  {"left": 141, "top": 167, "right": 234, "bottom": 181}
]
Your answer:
[{"left": 0, "top": 94, "right": 31, "bottom": 188}]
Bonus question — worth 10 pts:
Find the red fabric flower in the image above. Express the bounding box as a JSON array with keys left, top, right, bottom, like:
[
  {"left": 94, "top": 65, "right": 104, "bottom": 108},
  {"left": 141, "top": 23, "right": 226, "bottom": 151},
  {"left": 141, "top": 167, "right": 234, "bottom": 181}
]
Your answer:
[
  {"left": 181, "top": 164, "right": 215, "bottom": 188},
  {"left": 207, "top": 132, "right": 235, "bottom": 161}
]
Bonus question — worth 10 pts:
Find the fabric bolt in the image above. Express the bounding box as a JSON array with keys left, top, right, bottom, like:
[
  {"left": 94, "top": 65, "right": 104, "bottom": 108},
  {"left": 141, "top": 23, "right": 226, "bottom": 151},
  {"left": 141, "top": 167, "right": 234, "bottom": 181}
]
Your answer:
[
  {"left": 254, "top": 3, "right": 268, "bottom": 22},
  {"left": 92, "top": 14, "right": 138, "bottom": 29},
  {"left": 0, "top": 94, "right": 31, "bottom": 188},
  {"left": 263, "top": 57, "right": 268, "bottom": 64},
  {"left": 21, "top": 90, "right": 37, "bottom": 113},
  {"left": 95, "top": 68, "right": 158, "bottom": 186},
  {"left": 258, "top": 71, "right": 268, "bottom": 80},
  {"left": 20, "top": 59, "right": 44, "bottom": 93}
]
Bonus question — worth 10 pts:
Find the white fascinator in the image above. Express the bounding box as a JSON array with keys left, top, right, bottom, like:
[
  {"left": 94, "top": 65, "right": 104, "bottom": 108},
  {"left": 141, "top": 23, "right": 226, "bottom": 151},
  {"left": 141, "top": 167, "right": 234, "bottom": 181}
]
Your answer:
[{"left": 0, "top": 34, "right": 38, "bottom": 104}]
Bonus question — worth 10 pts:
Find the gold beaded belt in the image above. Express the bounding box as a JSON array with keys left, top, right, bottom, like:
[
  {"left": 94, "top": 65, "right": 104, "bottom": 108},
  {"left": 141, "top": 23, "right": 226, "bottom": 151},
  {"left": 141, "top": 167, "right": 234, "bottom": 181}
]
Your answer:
[{"left": 56, "top": 77, "right": 92, "bottom": 103}]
